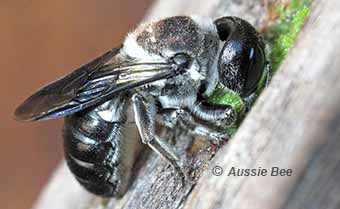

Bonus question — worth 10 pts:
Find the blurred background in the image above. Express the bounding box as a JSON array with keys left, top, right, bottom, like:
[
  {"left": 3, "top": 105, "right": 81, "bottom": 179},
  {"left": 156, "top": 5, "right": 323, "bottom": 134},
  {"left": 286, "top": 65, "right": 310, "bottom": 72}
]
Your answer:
[{"left": 0, "top": 1, "right": 153, "bottom": 209}]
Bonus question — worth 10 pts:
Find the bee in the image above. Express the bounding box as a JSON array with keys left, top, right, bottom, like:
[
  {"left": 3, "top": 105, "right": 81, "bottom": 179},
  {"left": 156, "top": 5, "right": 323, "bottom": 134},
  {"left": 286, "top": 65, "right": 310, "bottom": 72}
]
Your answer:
[{"left": 15, "top": 16, "right": 270, "bottom": 197}]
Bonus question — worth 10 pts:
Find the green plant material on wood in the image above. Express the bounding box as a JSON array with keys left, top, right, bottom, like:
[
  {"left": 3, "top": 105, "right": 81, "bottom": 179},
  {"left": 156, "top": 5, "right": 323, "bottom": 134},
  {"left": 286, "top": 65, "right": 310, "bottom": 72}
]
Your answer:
[{"left": 267, "top": 0, "right": 311, "bottom": 72}]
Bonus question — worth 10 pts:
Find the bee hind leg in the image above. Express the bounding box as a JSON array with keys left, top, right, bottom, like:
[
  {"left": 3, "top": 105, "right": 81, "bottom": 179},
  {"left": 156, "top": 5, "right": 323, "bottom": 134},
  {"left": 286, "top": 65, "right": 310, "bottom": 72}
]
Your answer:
[{"left": 131, "top": 93, "right": 185, "bottom": 182}]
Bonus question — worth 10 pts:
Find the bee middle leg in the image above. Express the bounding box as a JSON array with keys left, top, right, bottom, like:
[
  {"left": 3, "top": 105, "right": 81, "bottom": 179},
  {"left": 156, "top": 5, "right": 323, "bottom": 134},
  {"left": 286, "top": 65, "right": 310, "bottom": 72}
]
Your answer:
[{"left": 131, "top": 93, "right": 185, "bottom": 181}]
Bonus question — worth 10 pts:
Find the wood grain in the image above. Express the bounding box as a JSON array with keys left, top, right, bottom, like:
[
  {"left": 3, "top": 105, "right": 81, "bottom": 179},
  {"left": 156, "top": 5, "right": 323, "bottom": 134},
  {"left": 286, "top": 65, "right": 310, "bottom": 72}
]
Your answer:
[
  {"left": 33, "top": 0, "right": 340, "bottom": 209},
  {"left": 183, "top": 0, "right": 340, "bottom": 208}
]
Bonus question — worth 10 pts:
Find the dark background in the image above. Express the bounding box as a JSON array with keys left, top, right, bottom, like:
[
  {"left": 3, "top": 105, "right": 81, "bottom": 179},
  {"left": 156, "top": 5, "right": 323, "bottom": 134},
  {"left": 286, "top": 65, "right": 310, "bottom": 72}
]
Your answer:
[{"left": 0, "top": 1, "right": 152, "bottom": 209}]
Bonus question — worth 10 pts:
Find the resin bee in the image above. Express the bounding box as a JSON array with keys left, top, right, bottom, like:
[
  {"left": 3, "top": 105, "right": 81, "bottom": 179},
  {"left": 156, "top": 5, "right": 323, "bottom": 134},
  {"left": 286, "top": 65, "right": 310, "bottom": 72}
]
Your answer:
[{"left": 15, "top": 16, "right": 269, "bottom": 197}]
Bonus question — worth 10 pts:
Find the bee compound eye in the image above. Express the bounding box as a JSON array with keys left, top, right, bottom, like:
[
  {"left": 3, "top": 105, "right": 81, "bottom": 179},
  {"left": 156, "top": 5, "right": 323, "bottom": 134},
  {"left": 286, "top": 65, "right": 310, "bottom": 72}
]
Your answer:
[
  {"left": 243, "top": 46, "right": 265, "bottom": 95},
  {"left": 172, "top": 53, "right": 192, "bottom": 69}
]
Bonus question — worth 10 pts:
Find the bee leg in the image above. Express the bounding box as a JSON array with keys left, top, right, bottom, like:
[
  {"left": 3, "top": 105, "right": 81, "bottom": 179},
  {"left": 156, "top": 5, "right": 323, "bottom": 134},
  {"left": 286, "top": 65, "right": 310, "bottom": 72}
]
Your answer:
[
  {"left": 131, "top": 94, "right": 185, "bottom": 182},
  {"left": 158, "top": 108, "right": 229, "bottom": 141},
  {"left": 189, "top": 102, "right": 237, "bottom": 127},
  {"left": 156, "top": 108, "right": 180, "bottom": 145},
  {"left": 176, "top": 109, "right": 230, "bottom": 141},
  {"left": 156, "top": 108, "right": 179, "bottom": 129}
]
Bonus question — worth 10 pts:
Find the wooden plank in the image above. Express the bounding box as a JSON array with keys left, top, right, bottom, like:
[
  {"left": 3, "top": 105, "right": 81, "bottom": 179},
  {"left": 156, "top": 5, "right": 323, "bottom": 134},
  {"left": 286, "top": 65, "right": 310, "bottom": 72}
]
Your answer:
[
  {"left": 183, "top": 0, "right": 340, "bottom": 208},
  {"left": 33, "top": 0, "right": 340, "bottom": 209}
]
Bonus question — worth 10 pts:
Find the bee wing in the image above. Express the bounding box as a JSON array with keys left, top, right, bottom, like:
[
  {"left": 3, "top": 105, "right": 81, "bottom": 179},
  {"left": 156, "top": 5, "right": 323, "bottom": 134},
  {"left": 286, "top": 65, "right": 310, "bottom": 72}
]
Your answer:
[{"left": 15, "top": 47, "right": 174, "bottom": 121}]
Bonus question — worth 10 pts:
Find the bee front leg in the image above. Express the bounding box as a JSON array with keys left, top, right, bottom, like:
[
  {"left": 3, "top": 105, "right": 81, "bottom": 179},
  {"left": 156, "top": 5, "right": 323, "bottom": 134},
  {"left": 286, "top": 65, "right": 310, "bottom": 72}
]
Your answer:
[
  {"left": 158, "top": 108, "right": 229, "bottom": 141},
  {"left": 189, "top": 102, "right": 237, "bottom": 128},
  {"left": 131, "top": 94, "right": 185, "bottom": 181}
]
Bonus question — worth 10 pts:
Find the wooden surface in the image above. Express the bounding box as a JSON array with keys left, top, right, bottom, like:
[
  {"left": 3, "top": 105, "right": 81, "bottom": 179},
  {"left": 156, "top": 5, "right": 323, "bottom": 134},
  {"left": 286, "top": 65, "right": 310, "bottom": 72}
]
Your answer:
[{"left": 33, "top": 0, "right": 340, "bottom": 209}]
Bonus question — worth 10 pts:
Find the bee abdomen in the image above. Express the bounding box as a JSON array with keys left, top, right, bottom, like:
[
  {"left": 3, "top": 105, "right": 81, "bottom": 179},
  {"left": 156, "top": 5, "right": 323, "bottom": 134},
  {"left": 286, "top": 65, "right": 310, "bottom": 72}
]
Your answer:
[{"left": 63, "top": 110, "right": 124, "bottom": 197}]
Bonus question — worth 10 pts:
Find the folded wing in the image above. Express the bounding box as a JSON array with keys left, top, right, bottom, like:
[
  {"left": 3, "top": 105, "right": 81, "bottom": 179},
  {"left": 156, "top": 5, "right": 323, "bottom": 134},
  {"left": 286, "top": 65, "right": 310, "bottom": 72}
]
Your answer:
[{"left": 15, "top": 47, "right": 173, "bottom": 121}]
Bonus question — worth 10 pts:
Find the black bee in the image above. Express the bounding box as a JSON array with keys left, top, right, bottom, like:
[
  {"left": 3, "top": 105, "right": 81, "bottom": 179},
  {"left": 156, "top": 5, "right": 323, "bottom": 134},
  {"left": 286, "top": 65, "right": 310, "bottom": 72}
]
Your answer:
[{"left": 15, "top": 16, "right": 269, "bottom": 197}]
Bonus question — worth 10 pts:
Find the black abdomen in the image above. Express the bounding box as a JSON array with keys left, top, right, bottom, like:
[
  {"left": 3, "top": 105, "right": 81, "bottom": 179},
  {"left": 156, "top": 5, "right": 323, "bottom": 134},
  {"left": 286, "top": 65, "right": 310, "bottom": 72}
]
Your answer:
[{"left": 63, "top": 99, "right": 141, "bottom": 197}]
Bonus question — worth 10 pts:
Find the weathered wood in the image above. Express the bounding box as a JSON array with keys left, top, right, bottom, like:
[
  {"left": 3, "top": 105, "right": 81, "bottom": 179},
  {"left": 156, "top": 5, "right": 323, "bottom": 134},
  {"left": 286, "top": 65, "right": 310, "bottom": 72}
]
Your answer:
[
  {"left": 33, "top": 0, "right": 340, "bottom": 209},
  {"left": 183, "top": 0, "right": 340, "bottom": 209}
]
